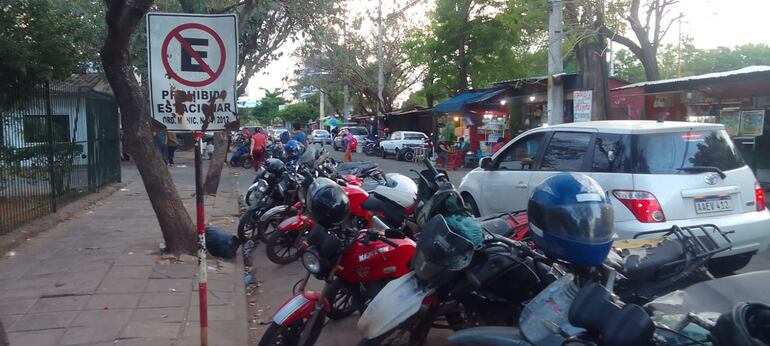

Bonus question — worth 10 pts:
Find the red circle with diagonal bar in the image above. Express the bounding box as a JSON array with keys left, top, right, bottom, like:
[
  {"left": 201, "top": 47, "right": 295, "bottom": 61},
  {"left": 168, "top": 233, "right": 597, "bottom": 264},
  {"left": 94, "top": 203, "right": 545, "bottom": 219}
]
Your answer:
[{"left": 161, "top": 23, "right": 226, "bottom": 87}]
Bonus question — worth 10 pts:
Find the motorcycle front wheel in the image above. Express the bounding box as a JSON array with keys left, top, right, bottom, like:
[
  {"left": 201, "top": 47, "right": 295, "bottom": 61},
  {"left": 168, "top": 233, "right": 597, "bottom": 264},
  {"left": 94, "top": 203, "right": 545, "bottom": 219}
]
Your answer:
[
  {"left": 357, "top": 317, "right": 423, "bottom": 346},
  {"left": 266, "top": 230, "right": 302, "bottom": 265},
  {"left": 256, "top": 207, "right": 293, "bottom": 243},
  {"left": 327, "top": 279, "right": 359, "bottom": 320},
  {"left": 258, "top": 321, "right": 304, "bottom": 346},
  {"left": 237, "top": 210, "right": 259, "bottom": 243}
]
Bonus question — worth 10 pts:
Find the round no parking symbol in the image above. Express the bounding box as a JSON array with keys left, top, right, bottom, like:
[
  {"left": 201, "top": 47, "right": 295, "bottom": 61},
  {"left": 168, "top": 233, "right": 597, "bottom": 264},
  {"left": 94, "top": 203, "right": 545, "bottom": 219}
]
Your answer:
[{"left": 161, "top": 23, "right": 226, "bottom": 87}]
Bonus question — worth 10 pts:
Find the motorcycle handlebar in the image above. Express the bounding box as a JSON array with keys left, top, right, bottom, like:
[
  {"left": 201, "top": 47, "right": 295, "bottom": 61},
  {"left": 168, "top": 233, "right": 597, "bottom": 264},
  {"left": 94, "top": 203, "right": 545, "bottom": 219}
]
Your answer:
[{"left": 379, "top": 236, "right": 399, "bottom": 248}]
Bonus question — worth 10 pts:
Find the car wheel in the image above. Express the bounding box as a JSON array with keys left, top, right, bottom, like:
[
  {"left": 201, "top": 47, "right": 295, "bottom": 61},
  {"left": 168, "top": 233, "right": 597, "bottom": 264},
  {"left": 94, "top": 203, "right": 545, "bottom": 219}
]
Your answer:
[
  {"left": 381, "top": 147, "right": 387, "bottom": 158},
  {"left": 402, "top": 149, "right": 414, "bottom": 162},
  {"left": 463, "top": 193, "right": 481, "bottom": 217},
  {"left": 707, "top": 252, "right": 755, "bottom": 277}
]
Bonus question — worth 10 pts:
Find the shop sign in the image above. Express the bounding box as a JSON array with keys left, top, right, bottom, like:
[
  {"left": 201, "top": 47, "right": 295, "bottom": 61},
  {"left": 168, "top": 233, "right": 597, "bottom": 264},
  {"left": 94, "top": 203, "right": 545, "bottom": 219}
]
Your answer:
[
  {"left": 573, "top": 90, "right": 592, "bottom": 122},
  {"left": 740, "top": 110, "right": 765, "bottom": 137},
  {"left": 146, "top": 12, "right": 238, "bottom": 131},
  {"left": 720, "top": 110, "right": 740, "bottom": 136}
]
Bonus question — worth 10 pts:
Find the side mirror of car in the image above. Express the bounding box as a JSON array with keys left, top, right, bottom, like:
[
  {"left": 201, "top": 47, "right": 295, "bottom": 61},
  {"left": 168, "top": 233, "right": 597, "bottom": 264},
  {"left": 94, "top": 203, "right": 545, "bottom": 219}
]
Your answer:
[{"left": 480, "top": 156, "right": 493, "bottom": 170}]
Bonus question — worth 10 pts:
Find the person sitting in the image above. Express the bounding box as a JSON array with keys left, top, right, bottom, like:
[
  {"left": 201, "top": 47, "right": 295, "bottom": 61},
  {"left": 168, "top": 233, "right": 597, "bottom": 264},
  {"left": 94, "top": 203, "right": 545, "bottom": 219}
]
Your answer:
[{"left": 436, "top": 141, "right": 454, "bottom": 167}]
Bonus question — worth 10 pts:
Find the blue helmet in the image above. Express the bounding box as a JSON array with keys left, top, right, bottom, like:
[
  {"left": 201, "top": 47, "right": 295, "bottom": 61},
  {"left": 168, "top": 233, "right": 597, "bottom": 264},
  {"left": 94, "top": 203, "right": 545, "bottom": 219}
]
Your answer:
[
  {"left": 285, "top": 139, "right": 303, "bottom": 160},
  {"left": 527, "top": 173, "right": 614, "bottom": 267}
]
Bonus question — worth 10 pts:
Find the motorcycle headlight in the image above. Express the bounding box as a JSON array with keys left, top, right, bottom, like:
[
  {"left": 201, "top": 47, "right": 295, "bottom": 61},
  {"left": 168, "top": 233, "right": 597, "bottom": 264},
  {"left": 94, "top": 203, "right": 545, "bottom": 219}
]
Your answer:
[
  {"left": 257, "top": 179, "right": 269, "bottom": 193},
  {"left": 301, "top": 250, "right": 322, "bottom": 274}
]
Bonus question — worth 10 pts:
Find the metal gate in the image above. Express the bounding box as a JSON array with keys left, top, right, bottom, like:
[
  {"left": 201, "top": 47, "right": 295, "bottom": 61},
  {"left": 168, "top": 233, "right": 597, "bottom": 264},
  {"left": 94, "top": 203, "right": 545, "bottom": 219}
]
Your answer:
[{"left": 0, "top": 81, "right": 121, "bottom": 234}]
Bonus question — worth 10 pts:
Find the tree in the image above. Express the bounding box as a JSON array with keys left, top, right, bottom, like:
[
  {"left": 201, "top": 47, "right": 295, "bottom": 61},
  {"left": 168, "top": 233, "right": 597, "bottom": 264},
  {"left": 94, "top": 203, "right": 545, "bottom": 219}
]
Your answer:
[
  {"left": 601, "top": 0, "right": 681, "bottom": 81},
  {"left": 295, "top": 17, "right": 420, "bottom": 116},
  {"left": 278, "top": 102, "right": 318, "bottom": 126},
  {"left": 565, "top": 0, "right": 610, "bottom": 120},
  {"left": 245, "top": 90, "right": 286, "bottom": 125},
  {"left": 101, "top": 0, "right": 197, "bottom": 255}
]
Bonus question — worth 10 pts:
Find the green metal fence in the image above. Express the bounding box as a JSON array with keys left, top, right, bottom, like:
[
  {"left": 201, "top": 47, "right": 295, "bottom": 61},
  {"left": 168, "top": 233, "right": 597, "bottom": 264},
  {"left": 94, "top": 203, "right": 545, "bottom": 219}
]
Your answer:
[{"left": 0, "top": 81, "right": 121, "bottom": 234}]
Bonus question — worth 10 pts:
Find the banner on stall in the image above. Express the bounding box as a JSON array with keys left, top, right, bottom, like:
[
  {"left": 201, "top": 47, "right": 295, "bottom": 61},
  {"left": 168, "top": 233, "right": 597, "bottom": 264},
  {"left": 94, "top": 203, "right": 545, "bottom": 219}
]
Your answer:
[{"left": 573, "top": 90, "right": 592, "bottom": 122}]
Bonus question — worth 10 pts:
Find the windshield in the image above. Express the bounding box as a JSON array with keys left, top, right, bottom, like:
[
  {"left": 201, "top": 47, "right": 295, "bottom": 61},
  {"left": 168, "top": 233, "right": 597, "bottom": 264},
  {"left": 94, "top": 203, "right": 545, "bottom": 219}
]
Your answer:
[
  {"left": 404, "top": 133, "right": 427, "bottom": 140},
  {"left": 592, "top": 130, "right": 745, "bottom": 174},
  {"left": 633, "top": 130, "right": 745, "bottom": 174},
  {"left": 347, "top": 127, "right": 368, "bottom": 136}
]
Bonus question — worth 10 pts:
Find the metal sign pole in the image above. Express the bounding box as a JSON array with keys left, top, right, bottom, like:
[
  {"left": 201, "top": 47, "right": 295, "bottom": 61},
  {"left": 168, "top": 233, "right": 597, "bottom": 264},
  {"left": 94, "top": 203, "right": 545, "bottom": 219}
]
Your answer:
[{"left": 193, "top": 131, "right": 208, "bottom": 346}]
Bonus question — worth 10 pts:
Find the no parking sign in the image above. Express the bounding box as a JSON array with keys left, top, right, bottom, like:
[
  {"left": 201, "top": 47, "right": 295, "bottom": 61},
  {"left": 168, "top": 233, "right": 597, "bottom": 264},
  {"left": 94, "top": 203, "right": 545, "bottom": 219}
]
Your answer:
[{"left": 147, "top": 13, "right": 238, "bottom": 131}]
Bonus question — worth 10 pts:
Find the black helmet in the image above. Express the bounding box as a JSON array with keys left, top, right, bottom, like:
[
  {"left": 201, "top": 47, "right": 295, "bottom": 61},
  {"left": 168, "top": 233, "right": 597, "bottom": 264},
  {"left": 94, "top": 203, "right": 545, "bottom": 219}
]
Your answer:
[
  {"left": 527, "top": 173, "right": 614, "bottom": 267},
  {"left": 714, "top": 303, "right": 770, "bottom": 345},
  {"left": 265, "top": 158, "right": 286, "bottom": 175},
  {"left": 307, "top": 177, "right": 349, "bottom": 227}
]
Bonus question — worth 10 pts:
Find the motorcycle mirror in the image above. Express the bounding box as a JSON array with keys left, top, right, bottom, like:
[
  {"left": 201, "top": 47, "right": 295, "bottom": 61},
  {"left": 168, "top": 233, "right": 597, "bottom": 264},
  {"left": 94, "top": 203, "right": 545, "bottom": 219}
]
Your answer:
[{"left": 384, "top": 229, "right": 406, "bottom": 239}]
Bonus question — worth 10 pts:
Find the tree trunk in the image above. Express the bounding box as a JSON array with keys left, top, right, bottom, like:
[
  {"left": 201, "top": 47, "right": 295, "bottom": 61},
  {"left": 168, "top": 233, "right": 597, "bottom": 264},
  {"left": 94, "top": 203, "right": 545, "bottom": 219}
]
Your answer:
[
  {"left": 456, "top": 34, "right": 468, "bottom": 94},
  {"left": 640, "top": 49, "right": 661, "bottom": 81},
  {"left": 203, "top": 132, "right": 229, "bottom": 194},
  {"left": 576, "top": 40, "right": 610, "bottom": 120},
  {"left": 101, "top": 0, "right": 197, "bottom": 255}
]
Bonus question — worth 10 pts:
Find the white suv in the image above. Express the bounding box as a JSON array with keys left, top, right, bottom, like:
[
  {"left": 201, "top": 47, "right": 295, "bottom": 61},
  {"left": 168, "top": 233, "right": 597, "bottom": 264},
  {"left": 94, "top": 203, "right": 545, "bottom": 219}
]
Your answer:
[
  {"left": 380, "top": 131, "right": 430, "bottom": 160},
  {"left": 458, "top": 120, "right": 770, "bottom": 275}
]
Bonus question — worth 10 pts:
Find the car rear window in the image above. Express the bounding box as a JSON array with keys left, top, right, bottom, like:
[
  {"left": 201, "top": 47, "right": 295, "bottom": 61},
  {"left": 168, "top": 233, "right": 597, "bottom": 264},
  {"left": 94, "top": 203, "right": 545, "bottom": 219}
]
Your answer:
[
  {"left": 591, "top": 130, "right": 745, "bottom": 174},
  {"left": 348, "top": 127, "right": 368, "bottom": 136}
]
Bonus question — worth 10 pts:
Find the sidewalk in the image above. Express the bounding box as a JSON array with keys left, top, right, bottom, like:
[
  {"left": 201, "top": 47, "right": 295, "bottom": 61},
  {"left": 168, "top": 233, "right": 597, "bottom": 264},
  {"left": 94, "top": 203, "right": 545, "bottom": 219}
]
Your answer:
[{"left": 0, "top": 151, "right": 247, "bottom": 346}]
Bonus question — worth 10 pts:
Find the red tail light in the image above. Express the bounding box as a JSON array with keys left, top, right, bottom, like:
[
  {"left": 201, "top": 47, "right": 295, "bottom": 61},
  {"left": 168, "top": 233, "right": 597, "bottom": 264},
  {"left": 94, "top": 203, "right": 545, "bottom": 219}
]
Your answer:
[
  {"left": 755, "top": 182, "right": 766, "bottom": 211},
  {"left": 612, "top": 190, "right": 666, "bottom": 223}
]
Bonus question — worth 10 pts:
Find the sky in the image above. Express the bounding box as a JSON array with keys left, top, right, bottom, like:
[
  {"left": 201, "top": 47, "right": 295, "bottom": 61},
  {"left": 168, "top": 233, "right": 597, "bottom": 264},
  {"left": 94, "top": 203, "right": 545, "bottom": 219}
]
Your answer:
[{"left": 243, "top": 0, "right": 770, "bottom": 101}]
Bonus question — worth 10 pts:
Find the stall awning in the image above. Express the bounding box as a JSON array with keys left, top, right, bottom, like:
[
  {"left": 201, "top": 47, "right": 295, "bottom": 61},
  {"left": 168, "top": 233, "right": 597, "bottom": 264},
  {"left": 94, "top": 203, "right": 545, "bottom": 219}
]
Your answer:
[{"left": 434, "top": 88, "right": 506, "bottom": 113}]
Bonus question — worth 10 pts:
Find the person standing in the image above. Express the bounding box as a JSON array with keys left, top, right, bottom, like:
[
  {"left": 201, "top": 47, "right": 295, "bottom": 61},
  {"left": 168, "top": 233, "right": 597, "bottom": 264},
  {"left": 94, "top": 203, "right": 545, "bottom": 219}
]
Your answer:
[
  {"left": 293, "top": 123, "right": 307, "bottom": 146},
  {"left": 166, "top": 132, "right": 178, "bottom": 165},
  {"left": 251, "top": 128, "right": 267, "bottom": 171},
  {"left": 153, "top": 130, "right": 168, "bottom": 165},
  {"left": 343, "top": 130, "right": 354, "bottom": 162},
  {"left": 331, "top": 126, "right": 339, "bottom": 140}
]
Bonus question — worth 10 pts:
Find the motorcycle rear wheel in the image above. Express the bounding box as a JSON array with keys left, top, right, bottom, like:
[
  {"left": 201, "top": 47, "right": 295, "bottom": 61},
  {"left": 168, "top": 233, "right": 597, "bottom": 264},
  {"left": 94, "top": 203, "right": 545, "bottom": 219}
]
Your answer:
[
  {"left": 266, "top": 231, "right": 302, "bottom": 265},
  {"left": 241, "top": 157, "right": 254, "bottom": 169},
  {"left": 257, "top": 208, "right": 293, "bottom": 243},
  {"left": 357, "top": 317, "right": 423, "bottom": 346}
]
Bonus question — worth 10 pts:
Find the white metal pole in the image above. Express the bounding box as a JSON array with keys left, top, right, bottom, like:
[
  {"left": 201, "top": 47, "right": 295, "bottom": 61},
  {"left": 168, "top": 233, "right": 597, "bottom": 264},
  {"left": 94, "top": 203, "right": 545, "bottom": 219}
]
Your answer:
[{"left": 547, "top": 0, "right": 564, "bottom": 125}]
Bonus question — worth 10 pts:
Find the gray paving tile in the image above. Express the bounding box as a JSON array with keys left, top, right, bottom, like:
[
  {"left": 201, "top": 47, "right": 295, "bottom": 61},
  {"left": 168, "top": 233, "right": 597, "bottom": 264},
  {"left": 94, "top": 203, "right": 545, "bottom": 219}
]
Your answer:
[
  {"left": 9, "top": 310, "right": 78, "bottom": 332},
  {"left": 71, "top": 309, "right": 133, "bottom": 327},
  {"left": 132, "top": 307, "right": 187, "bottom": 322},
  {"left": 0, "top": 297, "right": 36, "bottom": 315},
  {"left": 150, "top": 265, "right": 196, "bottom": 279},
  {"left": 105, "top": 265, "right": 153, "bottom": 279},
  {"left": 119, "top": 321, "right": 182, "bottom": 339},
  {"left": 58, "top": 325, "right": 123, "bottom": 345},
  {"left": 7, "top": 328, "right": 65, "bottom": 346},
  {"left": 114, "top": 254, "right": 158, "bottom": 266},
  {"left": 0, "top": 314, "right": 21, "bottom": 330},
  {"left": 28, "top": 295, "right": 89, "bottom": 313},
  {"left": 138, "top": 292, "right": 191, "bottom": 308},
  {"left": 86, "top": 293, "right": 141, "bottom": 310},
  {"left": 186, "top": 304, "right": 236, "bottom": 321},
  {"left": 103, "top": 338, "right": 173, "bottom": 346},
  {"left": 97, "top": 277, "right": 148, "bottom": 293},
  {"left": 9, "top": 272, "right": 63, "bottom": 290},
  {"left": 146, "top": 278, "right": 193, "bottom": 293}
]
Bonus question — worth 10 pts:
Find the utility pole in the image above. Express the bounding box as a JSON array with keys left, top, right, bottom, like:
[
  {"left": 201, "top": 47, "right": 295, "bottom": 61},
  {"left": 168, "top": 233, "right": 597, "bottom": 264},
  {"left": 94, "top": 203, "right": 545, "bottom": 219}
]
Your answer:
[
  {"left": 319, "top": 91, "right": 325, "bottom": 128},
  {"left": 547, "top": 0, "right": 564, "bottom": 125},
  {"left": 377, "top": 0, "right": 385, "bottom": 117},
  {"left": 343, "top": 20, "right": 351, "bottom": 122}
]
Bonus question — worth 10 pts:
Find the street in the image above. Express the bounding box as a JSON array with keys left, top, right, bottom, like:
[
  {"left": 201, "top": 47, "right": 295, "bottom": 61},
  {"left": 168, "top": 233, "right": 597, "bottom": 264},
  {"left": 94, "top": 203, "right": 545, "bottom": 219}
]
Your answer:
[{"left": 235, "top": 145, "right": 770, "bottom": 344}]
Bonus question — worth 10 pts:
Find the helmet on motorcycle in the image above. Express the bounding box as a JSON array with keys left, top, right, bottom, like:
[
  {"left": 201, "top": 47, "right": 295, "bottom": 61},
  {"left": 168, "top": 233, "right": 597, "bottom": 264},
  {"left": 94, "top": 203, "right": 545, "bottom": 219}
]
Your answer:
[
  {"left": 264, "top": 158, "right": 285, "bottom": 175},
  {"left": 527, "top": 173, "right": 614, "bottom": 267},
  {"left": 307, "top": 177, "right": 350, "bottom": 227},
  {"left": 714, "top": 302, "right": 770, "bottom": 345},
  {"left": 285, "top": 139, "right": 302, "bottom": 160}
]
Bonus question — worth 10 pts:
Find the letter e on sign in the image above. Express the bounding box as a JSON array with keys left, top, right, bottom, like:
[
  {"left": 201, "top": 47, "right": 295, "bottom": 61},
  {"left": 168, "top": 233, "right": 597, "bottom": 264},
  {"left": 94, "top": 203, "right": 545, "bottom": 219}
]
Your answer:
[{"left": 146, "top": 13, "right": 238, "bottom": 132}]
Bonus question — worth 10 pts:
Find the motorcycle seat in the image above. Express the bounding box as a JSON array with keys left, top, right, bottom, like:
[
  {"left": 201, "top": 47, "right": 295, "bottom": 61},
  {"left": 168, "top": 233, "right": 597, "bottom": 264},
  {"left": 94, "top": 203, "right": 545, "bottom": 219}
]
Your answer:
[
  {"left": 362, "top": 194, "right": 406, "bottom": 227},
  {"left": 617, "top": 239, "right": 685, "bottom": 282},
  {"left": 447, "top": 326, "right": 529, "bottom": 346},
  {"left": 337, "top": 161, "right": 378, "bottom": 175},
  {"left": 478, "top": 217, "right": 514, "bottom": 238}
]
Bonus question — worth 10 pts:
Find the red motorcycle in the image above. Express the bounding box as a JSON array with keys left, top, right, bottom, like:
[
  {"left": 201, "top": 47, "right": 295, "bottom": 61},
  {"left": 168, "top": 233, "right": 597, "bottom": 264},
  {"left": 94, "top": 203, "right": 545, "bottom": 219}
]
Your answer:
[
  {"left": 265, "top": 173, "right": 420, "bottom": 265},
  {"left": 258, "top": 178, "right": 416, "bottom": 346}
]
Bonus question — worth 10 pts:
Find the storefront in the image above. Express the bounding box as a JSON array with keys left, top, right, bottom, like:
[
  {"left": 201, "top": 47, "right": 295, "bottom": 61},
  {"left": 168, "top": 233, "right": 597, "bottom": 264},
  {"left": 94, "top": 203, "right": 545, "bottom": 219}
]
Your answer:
[{"left": 610, "top": 66, "right": 770, "bottom": 182}]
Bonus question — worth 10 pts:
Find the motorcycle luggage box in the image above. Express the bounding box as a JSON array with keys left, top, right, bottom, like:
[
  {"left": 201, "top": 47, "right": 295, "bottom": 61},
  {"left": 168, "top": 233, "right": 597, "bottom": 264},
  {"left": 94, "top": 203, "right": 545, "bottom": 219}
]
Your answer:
[{"left": 645, "top": 270, "right": 770, "bottom": 315}]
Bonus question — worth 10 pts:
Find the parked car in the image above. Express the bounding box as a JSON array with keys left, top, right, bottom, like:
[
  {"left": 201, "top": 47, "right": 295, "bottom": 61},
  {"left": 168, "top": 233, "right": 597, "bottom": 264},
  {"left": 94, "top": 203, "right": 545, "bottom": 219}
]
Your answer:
[
  {"left": 379, "top": 131, "right": 431, "bottom": 160},
  {"left": 309, "top": 129, "right": 332, "bottom": 144},
  {"left": 332, "top": 126, "right": 369, "bottom": 151},
  {"left": 458, "top": 120, "right": 770, "bottom": 276}
]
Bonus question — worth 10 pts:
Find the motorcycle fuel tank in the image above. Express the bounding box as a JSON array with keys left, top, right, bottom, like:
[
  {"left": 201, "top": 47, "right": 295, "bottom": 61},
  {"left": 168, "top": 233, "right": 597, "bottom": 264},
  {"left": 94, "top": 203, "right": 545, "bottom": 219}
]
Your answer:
[
  {"left": 343, "top": 184, "right": 371, "bottom": 219},
  {"left": 336, "top": 233, "right": 416, "bottom": 283}
]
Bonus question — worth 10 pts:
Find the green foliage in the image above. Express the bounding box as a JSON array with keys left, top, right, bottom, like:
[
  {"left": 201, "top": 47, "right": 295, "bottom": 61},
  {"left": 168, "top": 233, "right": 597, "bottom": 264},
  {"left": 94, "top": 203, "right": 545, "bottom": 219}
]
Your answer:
[
  {"left": 0, "top": 142, "right": 84, "bottom": 193},
  {"left": 241, "top": 89, "right": 286, "bottom": 125},
  {"left": 0, "top": 0, "right": 99, "bottom": 96},
  {"left": 278, "top": 102, "right": 318, "bottom": 126},
  {"left": 403, "top": 0, "right": 549, "bottom": 98},
  {"left": 613, "top": 42, "right": 770, "bottom": 82}
]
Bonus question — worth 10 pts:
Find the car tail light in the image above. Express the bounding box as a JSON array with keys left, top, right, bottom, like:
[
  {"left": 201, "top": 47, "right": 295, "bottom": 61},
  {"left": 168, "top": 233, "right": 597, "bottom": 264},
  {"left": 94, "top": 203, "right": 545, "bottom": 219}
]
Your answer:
[
  {"left": 612, "top": 190, "right": 666, "bottom": 223},
  {"left": 755, "top": 182, "right": 766, "bottom": 211}
]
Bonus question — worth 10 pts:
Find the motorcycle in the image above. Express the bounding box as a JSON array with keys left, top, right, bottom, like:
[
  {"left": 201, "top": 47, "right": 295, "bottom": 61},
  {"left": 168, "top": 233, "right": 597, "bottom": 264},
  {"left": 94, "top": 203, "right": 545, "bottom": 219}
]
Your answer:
[
  {"left": 229, "top": 143, "right": 254, "bottom": 169},
  {"left": 449, "top": 269, "right": 770, "bottom": 346},
  {"left": 257, "top": 206, "right": 417, "bottom": 346},
  {"left": 363, "top": 138, "right": 381, "bottom": 156}
]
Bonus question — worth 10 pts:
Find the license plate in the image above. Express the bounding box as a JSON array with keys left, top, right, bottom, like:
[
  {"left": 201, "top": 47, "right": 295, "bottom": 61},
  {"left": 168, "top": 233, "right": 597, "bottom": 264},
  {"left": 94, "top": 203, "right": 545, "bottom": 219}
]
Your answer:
[{"left": 694, "top": 196, "right": 733, "bottom": 213}]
